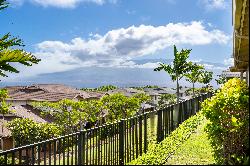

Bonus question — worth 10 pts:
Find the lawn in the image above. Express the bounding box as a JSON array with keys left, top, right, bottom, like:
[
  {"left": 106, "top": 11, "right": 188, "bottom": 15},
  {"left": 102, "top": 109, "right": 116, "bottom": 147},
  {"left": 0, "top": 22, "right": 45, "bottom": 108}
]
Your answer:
[{"left": 164, "top": 119, "right": 216, "bottom": 165}]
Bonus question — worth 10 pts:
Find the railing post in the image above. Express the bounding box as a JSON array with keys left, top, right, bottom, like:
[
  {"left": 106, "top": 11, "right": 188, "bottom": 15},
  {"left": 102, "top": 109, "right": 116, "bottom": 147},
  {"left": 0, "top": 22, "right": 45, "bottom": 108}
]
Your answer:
[
  {"left": 177, "top": 102, "right": 183, "bottom": 125},
  {"left": 119, "top": 120, "right": 125, "bottom": 165},
  {"left": 143, "top": 113, "right": 148, "bottom": 153},
  {"left": 195, "top": 96, "right": 198, "bottom": 113},
  {"left": 139, "top": 116, "right": 143, "bottom": 155},
  {"left": 78, "top": 130, "right": 84, "bottom": 165},
  {"left": 170, "top": 105, "right": 174, "bottom": 132},
  {"left": 157, "top": 109, "right": 163, "bottom": 143},
  {"left": 198, "top": 95, "right": 201, "bottom": 111}
]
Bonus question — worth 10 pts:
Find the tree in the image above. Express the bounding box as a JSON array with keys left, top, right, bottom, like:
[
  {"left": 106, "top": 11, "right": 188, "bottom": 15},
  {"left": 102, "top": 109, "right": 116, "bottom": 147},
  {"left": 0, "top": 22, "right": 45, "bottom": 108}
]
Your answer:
[
  {"left": 0, "top": 89, "right": 13, "bottom": 141},
  {"left": 0, "top": 0, "right": 8, "bottom": 10},
  {"left": 215, "top": 75, "right": 227, "bottom": 86},
  {"left": 154, "top": 45, "right": 193, "bottom": 106},
  {"left": 184, "top": 63, "right": 213, "bottom": 96},
  {"left": 81, "top": 85, "right": 117, "bottom": 92},
  {"left": 32, "top": 99, "right": 104, "bottom": 133},
  {"left": 7, "top": 118, "right": 61, "bottom": 146},
  {"left": 97, "top": 85, "right": 117, "bottom": 91},
  {"left": 132, "top": 93, "right": 150, "bottom": 104},
  {"left": 32, "top": 100, "right": 87, "bottom": 134},
  {"left": 184, "top": 63, "right": 204, "bottom": 96},
  {"left": 158, "top": 94, "right": 177, "bottom": 109},
  {"left": 199, "top": 70, "right": 213, "bottom": 92},
  {"left": 101, "top": 93, "right": 144, "bottom": 122},
  {"left": 0, "top": 0, "right": 40, "bottom": 78},
  {"left": 74, "top": 100, "right": 104, "bottom": 127}
]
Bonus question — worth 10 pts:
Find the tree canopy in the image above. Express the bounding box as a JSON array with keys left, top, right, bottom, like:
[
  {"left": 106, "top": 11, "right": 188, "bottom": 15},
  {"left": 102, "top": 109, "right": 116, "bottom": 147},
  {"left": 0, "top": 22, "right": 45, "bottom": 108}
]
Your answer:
[
  {"left": 154, "top": 45, "right": 193, "bottom": 104},
  {"left": 184, "top": 63, "right": 213, "bottom": 96}
]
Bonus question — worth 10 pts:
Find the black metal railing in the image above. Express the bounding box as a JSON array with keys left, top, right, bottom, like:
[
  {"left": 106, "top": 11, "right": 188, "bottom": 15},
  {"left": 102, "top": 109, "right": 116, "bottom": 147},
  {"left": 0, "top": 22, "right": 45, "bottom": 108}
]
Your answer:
[{"left": 0, "top": 92, "right": 213, "bottom": 165}]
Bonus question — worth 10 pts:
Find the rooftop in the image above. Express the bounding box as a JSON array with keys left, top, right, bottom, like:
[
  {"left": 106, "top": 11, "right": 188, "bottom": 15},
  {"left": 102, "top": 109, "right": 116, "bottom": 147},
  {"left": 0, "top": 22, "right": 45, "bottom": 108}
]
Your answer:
[{"left": 4, "top": 84, "right": 93, "bottom": 102}]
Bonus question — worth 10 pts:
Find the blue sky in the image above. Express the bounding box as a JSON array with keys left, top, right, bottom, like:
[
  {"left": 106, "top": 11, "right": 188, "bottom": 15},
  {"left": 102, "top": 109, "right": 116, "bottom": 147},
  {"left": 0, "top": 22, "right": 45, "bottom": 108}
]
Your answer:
[{"left": 1, "top": 0, "right": 233, "bottom": 88}]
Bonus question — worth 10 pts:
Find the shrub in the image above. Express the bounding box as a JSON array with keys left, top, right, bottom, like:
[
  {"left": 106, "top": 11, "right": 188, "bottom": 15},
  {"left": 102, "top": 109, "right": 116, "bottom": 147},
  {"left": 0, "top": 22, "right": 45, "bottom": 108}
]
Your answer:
[
  {"left": 201, "top": 78, "right": 249, "bottom": 165},
  {"left": 7, "top": 118, "right": 62, "bottom": 146}
]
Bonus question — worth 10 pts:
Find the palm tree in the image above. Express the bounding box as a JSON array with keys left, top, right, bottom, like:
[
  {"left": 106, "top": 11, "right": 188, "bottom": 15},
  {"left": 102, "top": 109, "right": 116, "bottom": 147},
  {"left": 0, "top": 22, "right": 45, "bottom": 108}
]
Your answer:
[
  {"left": 154, "top": 45, "right": 193, "bottom": 105},
  {"left": 0, "top": 1, "right": 40, "bottom": 78}
]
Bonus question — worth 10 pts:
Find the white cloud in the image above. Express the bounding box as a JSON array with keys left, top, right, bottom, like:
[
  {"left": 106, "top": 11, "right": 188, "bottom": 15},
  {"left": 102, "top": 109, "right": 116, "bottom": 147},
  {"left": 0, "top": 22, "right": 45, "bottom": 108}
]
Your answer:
[
  {"left": 6, "top": 21, "right": 230, "bottom": 78},
  {"left": 203, "top": 63, "right": 226, "bottom": 70},
  {"left": 9, "top": 0, "right": 116, "bottom": 8},
  {"left": 200, "top": 0, "right": 229, "bottom": 10},
  {"left": 223, "top": 57, "right": 234, "bottom": 66}
]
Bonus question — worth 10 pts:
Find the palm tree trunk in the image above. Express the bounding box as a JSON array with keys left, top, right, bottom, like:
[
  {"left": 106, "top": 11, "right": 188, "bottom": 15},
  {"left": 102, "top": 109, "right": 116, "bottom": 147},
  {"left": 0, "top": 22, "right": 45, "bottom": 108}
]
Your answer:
[
  {"left": 176, "top": 78, "right": 179, "bottom": 104},
  {"left": 192, "top": 82, "right": 195, "bottom": 97}
]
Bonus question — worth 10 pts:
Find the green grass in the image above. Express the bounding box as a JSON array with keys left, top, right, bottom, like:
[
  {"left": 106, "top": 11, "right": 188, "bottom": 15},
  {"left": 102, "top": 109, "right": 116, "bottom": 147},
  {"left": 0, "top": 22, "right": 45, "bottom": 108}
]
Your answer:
[
  {"left": 128, "top": 112, "right": 205, "bottom": 165},
  {"left": 164, "top": 119, "right": 216, "bottom": 165}
]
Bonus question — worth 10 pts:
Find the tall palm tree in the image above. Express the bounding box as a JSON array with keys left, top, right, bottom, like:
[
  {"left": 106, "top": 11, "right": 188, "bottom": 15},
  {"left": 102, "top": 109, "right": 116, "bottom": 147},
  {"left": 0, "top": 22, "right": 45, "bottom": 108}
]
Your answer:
[{"left": 154, "top": 45, "right": 193, "bottom": 105}]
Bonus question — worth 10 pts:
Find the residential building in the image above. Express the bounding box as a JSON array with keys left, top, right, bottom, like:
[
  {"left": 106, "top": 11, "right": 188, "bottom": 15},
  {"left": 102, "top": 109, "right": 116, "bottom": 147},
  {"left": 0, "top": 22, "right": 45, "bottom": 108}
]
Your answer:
[
  {"left": 230, "top": 0, "right": 249, "bottom": 85},
  {"left": 218, "top": 69, "right": 246, "bottom": 80},
  {"left": 0, "top": 84, "right": 105, "bottom": 150},
  {"left": 143, "top": 87, "right": 189, "bottom": 105},
  {"left": 107, "top": 88, "right": 145, "bottom": 97}
]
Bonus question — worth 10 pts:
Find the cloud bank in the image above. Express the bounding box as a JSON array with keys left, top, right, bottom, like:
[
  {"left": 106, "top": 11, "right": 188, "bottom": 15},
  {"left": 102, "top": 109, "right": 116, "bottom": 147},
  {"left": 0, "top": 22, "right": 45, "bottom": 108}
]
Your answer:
[{"left": 4, "top": 21, "right": 230, "bottom": 79}]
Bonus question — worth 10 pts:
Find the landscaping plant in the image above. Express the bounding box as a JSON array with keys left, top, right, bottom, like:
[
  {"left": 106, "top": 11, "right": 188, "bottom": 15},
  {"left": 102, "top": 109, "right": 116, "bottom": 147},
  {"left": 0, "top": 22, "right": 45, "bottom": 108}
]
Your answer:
[{"left": 201, "top": 78, "right": 249, "bottom": 165}]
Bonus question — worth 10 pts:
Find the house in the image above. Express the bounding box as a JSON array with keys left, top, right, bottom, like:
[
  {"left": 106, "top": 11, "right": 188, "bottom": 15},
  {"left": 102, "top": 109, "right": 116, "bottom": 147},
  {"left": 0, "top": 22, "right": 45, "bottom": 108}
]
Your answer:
[
  {"left": 218, "top": 69, "right": 246, "bottom": 80},
  {"left": 0, "top": 84, "right": 105, "bottom": 150},
  {"left": 143, "top": 87, "right": 171, "bottom": 105},
  {"left": 0, "top": 119, "right": 13, "bottom": 151},
  {"left": 230, "top": 0, "right": 249, "bottom": 85},
  {"left": 86, "top": 91, "right": 108, "bottom": 100},
  {"left": 0, "top": 105, "right": 50, "bottom": 150},
  {"left": 107, "top": 88, "right": 145, "bottom": 97},
  {"left": 4, "top": 84, "right": 92, "bottom": 105},
  {"left": 143, "top": 87, "right": 189, "bottom": 105}
]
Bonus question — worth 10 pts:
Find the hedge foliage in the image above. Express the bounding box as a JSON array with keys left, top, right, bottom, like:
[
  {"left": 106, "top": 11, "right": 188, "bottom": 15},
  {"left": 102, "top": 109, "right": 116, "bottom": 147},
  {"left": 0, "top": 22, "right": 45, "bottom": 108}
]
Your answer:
[
  {"left": 201, "top": 78, "right": 249, "bottom": 165},
  {"left": 128, "top": 111, "right": 205, "bottom": 165},
  {"left": 7, "top": 118, "right": 62, "bottom": 146}
]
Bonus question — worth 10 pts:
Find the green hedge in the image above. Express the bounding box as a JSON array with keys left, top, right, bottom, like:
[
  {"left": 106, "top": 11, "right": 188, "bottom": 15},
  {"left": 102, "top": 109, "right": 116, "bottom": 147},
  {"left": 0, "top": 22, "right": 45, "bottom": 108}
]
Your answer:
[
  {"left": 128, "top": 111, "right": 205, "bottom": 165},
  {"left": 201, "top": 78, "right": 249, "bottom": 165}
]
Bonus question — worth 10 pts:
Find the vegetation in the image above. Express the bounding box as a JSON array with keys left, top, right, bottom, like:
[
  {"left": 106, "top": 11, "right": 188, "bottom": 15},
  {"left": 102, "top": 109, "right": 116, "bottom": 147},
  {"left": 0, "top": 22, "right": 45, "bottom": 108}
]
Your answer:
[
  {"left": 0, "top": 0, "right": 40, "bottom": 78},
  {"left": 31, "top": 93, "right": 150, "bottom": 133},
  {"left": 101, "top": 93, "right": 150, "bottom": 122},
  {"left": 130, "top": 85, "right": 159, "bottom": 90},
  {"left": 185, "top": 86, "right": 213, "bottom": 96},
  {"left": 154, "top": 45, "right": 193, "bottom": 106},
  {"left": 0, "top": 89, "right": 13, "bottom": 119},
  {"left": 164, "top": 118, "right": 215, "bottom": 165},
  {"left": 31, "top": 99, "right": 103, "bottom": 134},
  {"left": 0, "top": 89, "right": 14, "bottom": 146},
  {"left": 157, "top": 94, "right": 176, "bottom": 109},
  {"left": 128, "top": 111, "right": 205, "bottom": 165},
  {"left": 132, "top": 93, "right": 151, "bottom": 104},
  {"left": 184, "top": 63, "right": 213, "bottom": 97},
  {"left": 201, "top": 78, "right": 249, "bottom": 165},
  {"left": 81, "top": 85, "right": 117, "bottom": 92},
  {"left": 215, "top": 75, "right": 227, "bottom": 85},
  {"left": 7, "top": 118, "right": 61, "bottom": 146}
]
